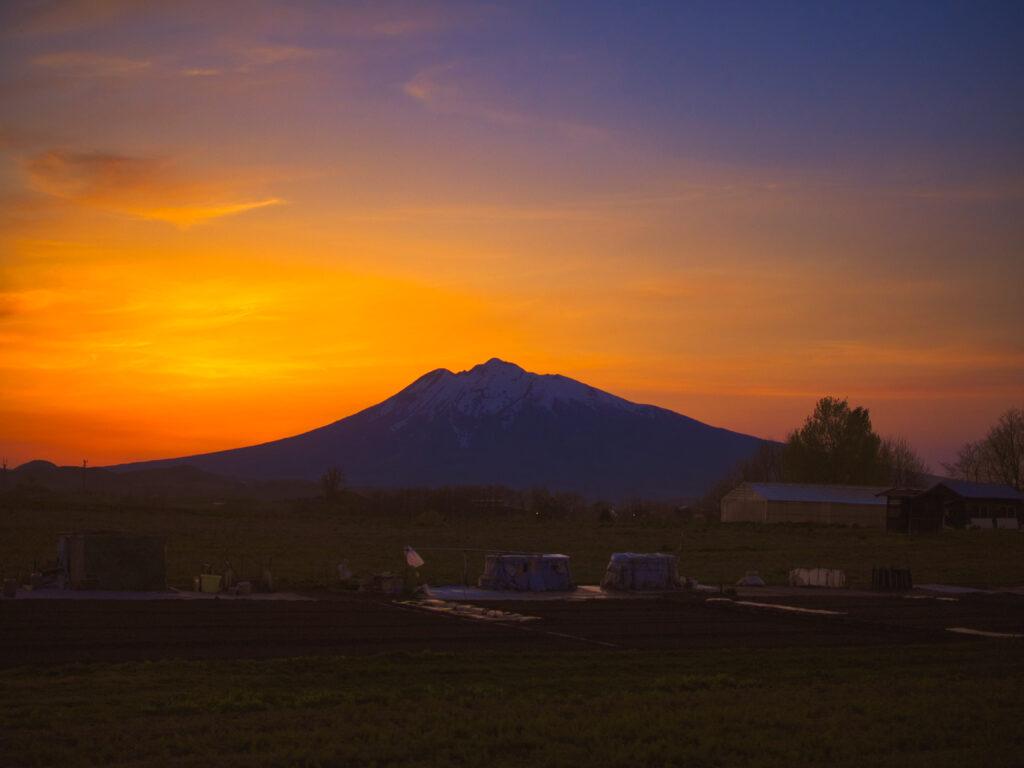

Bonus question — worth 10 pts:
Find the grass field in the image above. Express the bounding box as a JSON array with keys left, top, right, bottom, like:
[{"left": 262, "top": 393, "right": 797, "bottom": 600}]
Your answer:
[
  {"left": 3, "top": 503, "right": 1024, "bottom": 590},
  {"left": 2, "top": 643, "right": 1022, "bottom": 767}
]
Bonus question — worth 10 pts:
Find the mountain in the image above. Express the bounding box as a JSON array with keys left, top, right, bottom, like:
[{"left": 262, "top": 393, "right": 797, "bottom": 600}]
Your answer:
[{"left": 110, "top": 358, "right": 765, "bottom": 499}]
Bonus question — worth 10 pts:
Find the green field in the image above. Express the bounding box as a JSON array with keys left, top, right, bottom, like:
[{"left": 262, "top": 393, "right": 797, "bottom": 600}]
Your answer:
[
  {"left": 2, "top": 644, "right": 1022, "bottom": 767},
  {"left": 2, "top": 503, "right": 1023, "bottom": 590},
  {"left": 3, "top": 504, "right": 1023, "bottom": 767}
]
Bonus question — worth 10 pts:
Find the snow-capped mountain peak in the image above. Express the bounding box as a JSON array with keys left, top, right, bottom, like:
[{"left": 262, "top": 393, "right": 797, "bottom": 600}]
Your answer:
[{"left": 388, "top": 358, "right": 642, "bottom": 421}]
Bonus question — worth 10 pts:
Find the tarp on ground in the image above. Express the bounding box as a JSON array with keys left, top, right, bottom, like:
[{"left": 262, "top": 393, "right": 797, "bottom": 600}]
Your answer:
[
  {"left": 477, "top": 554, "right": 573, "bottom": 592},
  {"left": 601, "top": 553, "right": 681, "bottom": 591}
]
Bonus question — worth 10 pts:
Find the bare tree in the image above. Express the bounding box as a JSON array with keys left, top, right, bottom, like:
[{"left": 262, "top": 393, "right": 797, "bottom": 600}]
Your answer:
[
  {"left": 943, "top": 440, "right": 985, "bottom": 482},
  {"left": 878, "top": 435, "right": 929, "bottom": 486},
  {"left": 320, "top": 466, "right": 346, "bottom": 503},
  {"left": 983, "top": 407, "right": 1024, "bottom": 490},
  {"left": 697, "top": 440, "right": 783, "bottom": 515},
  {"left": 944, "top": 407, "right": 1024, "bottom": 490},
  {"left": 745, "top": 441, "right": 785, "bottom": 483}
]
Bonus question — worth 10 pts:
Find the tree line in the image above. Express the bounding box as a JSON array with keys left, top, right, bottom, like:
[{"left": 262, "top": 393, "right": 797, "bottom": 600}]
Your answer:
[
  {"left": 943, "top": 406, "right": 1024, "bottom": 491},
  {"left": 702, "top": 397, "right": 1024, "bottom": 512}
]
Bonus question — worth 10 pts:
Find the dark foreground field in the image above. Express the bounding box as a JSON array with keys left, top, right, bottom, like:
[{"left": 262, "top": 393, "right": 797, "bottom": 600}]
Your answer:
[
  {"left": 2, "top": 591, "right": 1023, "bottom": 665},
  {"left": 4, "top": 506, "right": 1023, "bottom": 766},
  {"left": 2, "top": 592, "right": 1023, "bottom": 766},
  {"left": 2, "top": 641, "right": 1022, "bottom": 768}
]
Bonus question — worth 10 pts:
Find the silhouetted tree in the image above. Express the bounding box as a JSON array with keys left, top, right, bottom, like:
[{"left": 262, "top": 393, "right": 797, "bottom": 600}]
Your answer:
[
  {"left": 320, "top": 466, "right": 346, "bottom": 503},
  {"left": 697, "top": 440, "right": 783, "bottom": 514},
  {"left": 944, "top": 407, "right": 1024, "bottom": 490},
  {"left": 877, "top": 435, "right": 929, "bottom": 487},
  {"left": 745, "top": 441, "right": 785, "bottom": 483},
  {"left": 945, "top": 441, "right": 986, "bottom": 482},
  {"left": 782, "top": 397, "right": 882, "bottom": 484},
  {"left": 528, "top": 488, "right": 581, "bottom": 520}
]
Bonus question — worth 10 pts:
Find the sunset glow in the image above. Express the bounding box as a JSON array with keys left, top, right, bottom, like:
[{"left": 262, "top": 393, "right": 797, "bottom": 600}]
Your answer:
[{"left": 1, "top": 1, "right": 1021, "bottom": 468}]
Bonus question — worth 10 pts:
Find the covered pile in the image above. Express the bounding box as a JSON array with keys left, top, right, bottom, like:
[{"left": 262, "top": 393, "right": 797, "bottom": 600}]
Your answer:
[
  {"left": 601, "top": 553, "right": 681, "bottom": 591},
  {"left": 478, "top": 554, "right": 574, "bottom": 592}
]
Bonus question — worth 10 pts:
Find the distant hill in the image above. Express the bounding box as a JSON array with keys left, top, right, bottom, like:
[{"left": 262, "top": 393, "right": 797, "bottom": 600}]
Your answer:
[
  {"left": 109, "top": 358, "right": 765, "bottom": 500},
  {"left": 4, "top": 460, "right": 315, "bottom": 502}
]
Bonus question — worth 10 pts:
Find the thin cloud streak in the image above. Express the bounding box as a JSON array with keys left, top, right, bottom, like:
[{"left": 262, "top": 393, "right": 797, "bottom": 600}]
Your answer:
[
  {"left": 403, "top": 63, "right": 608, "bottom": 142},
  {"left": 140, "top": 198, "right": 285, "bottom": 228},
  {"left": 32, "top": 50, "right": 152, "bottom": 76},
  {"left": 23, "top": 149, "right": 284, "bottom": 227}
]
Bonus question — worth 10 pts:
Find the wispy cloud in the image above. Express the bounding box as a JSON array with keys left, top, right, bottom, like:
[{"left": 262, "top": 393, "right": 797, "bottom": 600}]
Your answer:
[
  {"left": 0, "top": 289, "right": 57, "bottom": 319},
  {"left": 32, "top": 50, "right": 151, "bottom": 77},
  {"left": 24, "top": 149, "right": 283, "bottom": 228},
  {"left": 141, "top": 198, "right": 284, "bottom": 227},
  {"left": 181, "top": 67, "right": 222, "bottom": 77},
  {"left": 2, "top": 0, "right": 136, "bottom": 37},
  {"left": 176, "top": 42, "right": 328, "bottom": 79},
  {"left": 31, "top": 43, "right": 325, "bottom": 82},
  {"left": 403, "top": 63, "right": 607, "bottom": 142},
  {"left": 241, "top": 44, "right": 322, "bottom": 66}
]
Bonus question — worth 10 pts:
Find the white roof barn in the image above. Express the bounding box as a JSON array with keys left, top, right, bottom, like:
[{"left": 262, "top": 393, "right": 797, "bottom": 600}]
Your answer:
[{"left": 721, "top": 482, "right": 889, "bottom": 528}]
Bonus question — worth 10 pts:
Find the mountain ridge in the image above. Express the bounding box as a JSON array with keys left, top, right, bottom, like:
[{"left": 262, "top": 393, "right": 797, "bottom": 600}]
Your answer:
[{"left": 108, "top": 358, "right": 765, "bottom": 499}]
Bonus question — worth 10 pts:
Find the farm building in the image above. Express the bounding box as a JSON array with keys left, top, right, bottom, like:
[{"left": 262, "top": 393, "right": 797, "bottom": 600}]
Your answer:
[
  {"left": 721, "top": 482, "right": 888, "bottom": 528},
  {"left": 904, "top": 480, "right": 1023, "bottom": 529},
  {"left": 601, "top": 553, "right": 680, "bottom": 591},
  {"left": 478, "top": 553, "right": 573, "bottom": 591},
  {"left": 57, "top": 532, "right": 166, "bottom": 591}
]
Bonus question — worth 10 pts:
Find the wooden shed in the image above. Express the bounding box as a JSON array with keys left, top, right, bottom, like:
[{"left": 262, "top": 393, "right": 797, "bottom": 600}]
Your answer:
[
  {"left": 878, "top": 487, "right": 942, "bottom": 534},
  {"left": 721, "top": 482, "right": 889, "bottom": 529}
]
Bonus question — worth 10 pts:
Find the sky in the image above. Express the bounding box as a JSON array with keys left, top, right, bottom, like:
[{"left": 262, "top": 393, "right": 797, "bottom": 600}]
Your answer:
[{"left": 1, "top": 0, "right": 1022, "bottom": 470}]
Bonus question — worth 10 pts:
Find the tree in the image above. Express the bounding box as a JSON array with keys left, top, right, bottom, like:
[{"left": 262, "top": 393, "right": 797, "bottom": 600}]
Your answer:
[
  {"left": 944, "top": 440, "right": 986, "bottom": 482},
  {"left": 697, "top": 440, "right": 783, "bottom": 514},
  {"left": 985, "top": 407, "right": 1024, "bottom": 490},
  {"left": 877, "top": 435, "right": 929, "bottom": 487},
  {"left": 945, "top": 407, "right": 1024, "bottom": 490},
  {"left": 782, "top": 397, "right": 882, "bottom": 484},
  {"left": 320, "top": 466, "right": 346, "bottom": 503}
]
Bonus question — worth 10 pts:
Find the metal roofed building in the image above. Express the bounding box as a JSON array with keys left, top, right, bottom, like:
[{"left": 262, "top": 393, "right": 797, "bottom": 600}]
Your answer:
[
  {"left": 721, "top": 482, "right": 889, "bottom": 528},
  {"left": 931, "top": 479, "right": 1024, "bottom": 501},
  {"left": 906, "top": 480, "right": 1023, "bottom": 529}
]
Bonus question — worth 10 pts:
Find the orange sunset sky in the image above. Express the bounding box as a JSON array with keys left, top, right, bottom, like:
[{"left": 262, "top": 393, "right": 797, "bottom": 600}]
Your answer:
[{"left": 1, "top": 1, "right": 1022, "bottom": 470}]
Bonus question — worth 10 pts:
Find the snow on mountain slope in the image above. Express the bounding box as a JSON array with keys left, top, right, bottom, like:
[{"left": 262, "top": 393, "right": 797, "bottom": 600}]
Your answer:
[{"left": 380, "top": 358, "right": 642, "bottom": 427}]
